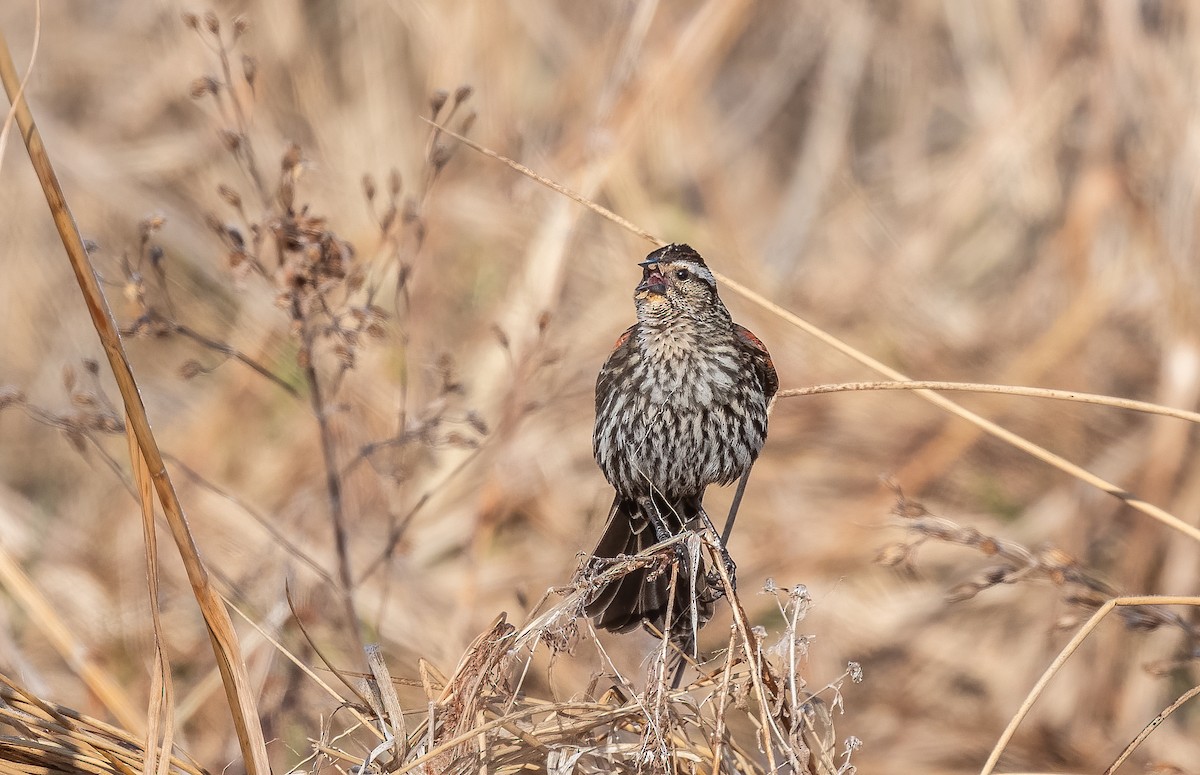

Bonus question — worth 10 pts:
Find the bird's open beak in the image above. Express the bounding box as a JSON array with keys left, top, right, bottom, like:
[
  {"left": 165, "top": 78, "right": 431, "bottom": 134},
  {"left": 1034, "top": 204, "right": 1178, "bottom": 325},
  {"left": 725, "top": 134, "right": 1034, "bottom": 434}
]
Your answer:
[{"left": 636, "top": 265, "right": 667, "bottom": 295}]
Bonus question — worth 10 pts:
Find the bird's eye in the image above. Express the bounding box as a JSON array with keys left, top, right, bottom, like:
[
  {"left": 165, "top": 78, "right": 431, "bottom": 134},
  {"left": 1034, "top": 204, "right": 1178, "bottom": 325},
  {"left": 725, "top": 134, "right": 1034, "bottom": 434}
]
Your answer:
[{"left": 673, "top": 268, "right": 691, "bottom": 281}]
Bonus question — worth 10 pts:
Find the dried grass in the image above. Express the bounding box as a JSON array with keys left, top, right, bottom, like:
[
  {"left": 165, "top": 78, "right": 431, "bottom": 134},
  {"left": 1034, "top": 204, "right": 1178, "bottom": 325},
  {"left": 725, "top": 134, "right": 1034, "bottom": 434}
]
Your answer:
[{"left": 1, "top": 2, "right": 1199, "bottom": 774}]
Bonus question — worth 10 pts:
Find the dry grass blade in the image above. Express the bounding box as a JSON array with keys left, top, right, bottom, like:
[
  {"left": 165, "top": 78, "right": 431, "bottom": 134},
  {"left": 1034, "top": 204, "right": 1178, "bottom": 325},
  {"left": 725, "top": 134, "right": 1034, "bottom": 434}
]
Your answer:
[
  {"left": 780, "top": 380, "right": 1200, "bottom": 425},
  {"left": 126, "top": 427, "right": 174, "bottom": 775},
  {"left": 0, "top": 674, "right": 207, "bottom": 775},
  {"left": 1104, "top": 682, "right": 1200, "bottom": 774},
  {"left": 363, "top": 645, "right": 406, "bottom": 766},
  {"left": 0, "top": 0, "right": 37, "bottom": 181},
  {"left": 0, "top": 33, "right": 268, "bottom": 775},
  {"left": 430, "top": 122, "right": 1199, "bottom": 547},
  {"left": 980, "top": 595, "right": 1200, "bottom": 775}
]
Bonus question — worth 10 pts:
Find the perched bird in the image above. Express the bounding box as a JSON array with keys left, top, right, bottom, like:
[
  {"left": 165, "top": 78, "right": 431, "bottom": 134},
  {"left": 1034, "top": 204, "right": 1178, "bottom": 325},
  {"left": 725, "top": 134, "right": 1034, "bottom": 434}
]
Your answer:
[{"left": 585, "top": 243, "right": 778, "bottom": 649}]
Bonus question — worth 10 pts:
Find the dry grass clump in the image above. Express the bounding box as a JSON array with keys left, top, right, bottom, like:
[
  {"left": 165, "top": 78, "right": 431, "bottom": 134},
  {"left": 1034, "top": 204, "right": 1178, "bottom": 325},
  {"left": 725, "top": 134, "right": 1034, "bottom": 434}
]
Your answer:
[
  {"left": 302, "top": 542, "right": 858, "bottom": 775},
  {"left": 2, "top": 2, "right": 1200, "bottom": 774},
  {"left": 0, "top": 675, "right": 206, "bottom": 775}
]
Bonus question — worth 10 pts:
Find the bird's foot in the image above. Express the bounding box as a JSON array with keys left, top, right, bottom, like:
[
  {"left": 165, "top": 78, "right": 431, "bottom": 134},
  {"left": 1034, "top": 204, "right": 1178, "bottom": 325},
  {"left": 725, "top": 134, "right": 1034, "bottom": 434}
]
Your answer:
[{"left": 702, "top": 548, "right": 737, "bottom": 598}]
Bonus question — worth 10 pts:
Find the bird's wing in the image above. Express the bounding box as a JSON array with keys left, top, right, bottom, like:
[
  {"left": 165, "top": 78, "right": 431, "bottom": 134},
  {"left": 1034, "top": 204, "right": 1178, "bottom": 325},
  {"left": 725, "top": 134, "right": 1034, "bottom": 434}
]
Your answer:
[
  {"left": 595, "top": 323, "right": 638, "bottom": 415},
  {"left": 733, "top": 324, "right": 779, "bottom": 399}
]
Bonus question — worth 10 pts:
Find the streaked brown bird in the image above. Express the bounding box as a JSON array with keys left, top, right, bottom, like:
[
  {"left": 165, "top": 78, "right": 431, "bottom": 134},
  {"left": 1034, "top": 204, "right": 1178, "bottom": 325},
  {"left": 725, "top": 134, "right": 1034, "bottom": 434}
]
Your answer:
[{"left": 585, "top": 243, "right": 778, "bottom": 649}]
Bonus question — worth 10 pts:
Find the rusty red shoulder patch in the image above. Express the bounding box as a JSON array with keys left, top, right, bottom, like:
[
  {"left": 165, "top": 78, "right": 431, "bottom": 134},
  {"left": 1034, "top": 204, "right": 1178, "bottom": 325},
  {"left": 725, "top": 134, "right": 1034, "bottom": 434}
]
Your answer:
[
  {"left": 612, "top": 326, "right": 635, "bottom": 351},
  {"left": 734, "top": 324, "right": 770, "bottom": 357}
]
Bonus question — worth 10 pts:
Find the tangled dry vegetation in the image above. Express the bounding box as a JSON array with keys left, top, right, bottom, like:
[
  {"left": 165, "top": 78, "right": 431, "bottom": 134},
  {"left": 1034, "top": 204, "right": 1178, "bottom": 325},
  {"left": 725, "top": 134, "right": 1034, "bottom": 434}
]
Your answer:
[{"left": 2, "top": 2, "right": 1200, "bottom": 773}]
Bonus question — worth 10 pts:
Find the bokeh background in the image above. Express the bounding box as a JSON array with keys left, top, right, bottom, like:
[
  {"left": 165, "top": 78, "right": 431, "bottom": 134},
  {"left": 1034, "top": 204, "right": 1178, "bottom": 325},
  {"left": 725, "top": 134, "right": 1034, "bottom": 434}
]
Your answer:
[{"left": 2, "top": 1, "right": 1199, "bottom": 772}]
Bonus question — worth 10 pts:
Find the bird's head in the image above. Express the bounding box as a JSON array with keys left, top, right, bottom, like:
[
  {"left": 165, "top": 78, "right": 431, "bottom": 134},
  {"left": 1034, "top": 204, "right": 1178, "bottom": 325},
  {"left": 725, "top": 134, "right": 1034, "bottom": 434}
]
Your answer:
[{"left": 634, "top": 243, "right": 720, "bottom": 321}]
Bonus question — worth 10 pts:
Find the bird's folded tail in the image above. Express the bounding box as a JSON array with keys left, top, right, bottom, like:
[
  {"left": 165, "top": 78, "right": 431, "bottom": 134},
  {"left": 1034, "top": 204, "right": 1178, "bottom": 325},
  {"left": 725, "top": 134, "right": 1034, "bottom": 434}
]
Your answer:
[{"left": 582, "top": 494, "right": 715, "bottom": 654}]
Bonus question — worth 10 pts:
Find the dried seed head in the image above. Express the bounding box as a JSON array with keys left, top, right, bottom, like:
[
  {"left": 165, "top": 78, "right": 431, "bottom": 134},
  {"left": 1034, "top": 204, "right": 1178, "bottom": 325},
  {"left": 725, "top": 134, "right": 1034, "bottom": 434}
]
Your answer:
[
  {"left": 430, "top": 144, "right": 452, "bottom": 170},
  {"left": 874, "top": 542, "right": 909, "bottom": 567},
  {"left": 84, "top": 359, "right": 100, "bottom": 375},
  {"left": 388, "top": 168, "right": 401, "bottom": 197},
  {"left": 444, "top": 432, "right": 478, "bottom": 449},
  {"left": 180, "top": 359, "right": 204, "bottom": 379},
  {"left": 226, "top": 227, "right": 245, "bottom": 249},
  {"left": 362, "top": 173, "right": 376, "bottom": 202},
  {"left": 0, "top": 386, "right": 25, "bottom": 410},
  {"left": 379, "top": 204, "right": 396, "bottom": 232},
  {"left": 219, "top": 129, "right": 242, "bottom": 152},
  {"left": 402, "top": 196, "right": 419, "bottom": 223},
  {"left": 277, "top": 179, "right": 295, "bottom": 211},
  {"left": 460, "top": 110, "right": 476, "bottom": 135},
  {"left": 218, "top": 183, "right": 242, "bottom": 209},
  {"left": 242, "top": 55, "right": 257, "bottom": 87},
  {"left": 281, "top": 142, "right": 302, "bottom": 173},
  {"left": 466, "top": 411, "right": 489, "bottom": 436},
  {"left": 430, "top": 89, "right": 449, "bottom": 118},
  {"left": 946, "top": 581, "right": 982, "bottom": 603},
  {"left": 232, "top": 15, "right": 249, "bottom": 39},
  {"left": 453, "top": 84, "right": 473, "bottom": 106},
  {"left": 204, "top": 11, "right": 220, "bottom": 34},
  {"left": 149, "top": 246, "right": 164, "bottom": 267},
  {"left": 182, "top": 12, "right": 200, "bottom": 30},
  {"left": 141, "top": 214, "right": 166, "bottom": 234},
  {"left": 537, "top": 310, "right": 551, "bottom": 332},
  {"left": 190, "top": 76, "right": 218, "bottom": 99}
]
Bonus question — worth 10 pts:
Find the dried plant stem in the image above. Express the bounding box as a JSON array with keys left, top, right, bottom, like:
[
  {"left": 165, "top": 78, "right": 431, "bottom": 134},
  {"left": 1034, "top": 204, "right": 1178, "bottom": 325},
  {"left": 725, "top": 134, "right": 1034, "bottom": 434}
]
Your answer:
[
  {"left": 290, "top": 295, "right": 367, "bottom": 658},
  {"left": 0, "top": 33, "right": 269, "bottom": 775},
  {"left": 1104, "top": 681, "right": 1200, "bottom": 774},
  {"left": 705, "top": 537, "right": 784, "bottom": 768},
  {"left": 164, "top": 453, "right": 336, "bottom": 586},
  {"left": 980, "top": 595, "right": 1200, "bottom": 775},
  {"left": 0, "top": 0, "right": 37, "bottom": 181},
  {"left": 212, "top": 32, "right": 266, "bottom": 203},
  {"left": 169, "top": 322, "right": 299, "bottom": 398},
  {"left": 418, "top": 120, "right": 660, "bottom": 245},
  {"left": 708, "top": 624, "right": 739, "bottom": 773},
  {"left": 779, "top": 380, "right": 1200, "bottom": 424},
  {"left": 127, "top": 426, "right": 175, "bottom": 775},
  {"left": 431, "top": 123, "right": 1199, "bottom": 546}
]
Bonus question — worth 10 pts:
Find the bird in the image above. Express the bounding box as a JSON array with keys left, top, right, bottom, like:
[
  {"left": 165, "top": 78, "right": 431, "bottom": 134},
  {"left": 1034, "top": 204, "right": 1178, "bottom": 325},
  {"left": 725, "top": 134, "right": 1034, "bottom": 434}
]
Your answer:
[{"left": 584, "top": 243, "right": 778, "bottom": 652}]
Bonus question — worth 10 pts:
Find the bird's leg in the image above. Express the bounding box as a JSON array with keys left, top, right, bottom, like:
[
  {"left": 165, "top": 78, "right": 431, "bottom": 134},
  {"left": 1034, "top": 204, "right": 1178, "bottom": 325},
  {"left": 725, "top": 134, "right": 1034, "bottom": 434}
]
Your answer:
[
  {"left": 697, "top": 504, "right": 737, "bottom": 593},
  {"left": 636, "top": 493, "right": 677, "bottom": 544},
  {"left": 637, "top": 494, "right": 696, "bottom": 593}
]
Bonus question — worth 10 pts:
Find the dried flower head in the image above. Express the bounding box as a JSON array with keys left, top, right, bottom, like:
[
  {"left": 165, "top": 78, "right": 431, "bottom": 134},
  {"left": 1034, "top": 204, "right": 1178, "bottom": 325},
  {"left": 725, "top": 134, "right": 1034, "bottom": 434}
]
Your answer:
[
  {"left": 217, "top": 184, "right": 242, "bottom": 209},
  {"left": 190, "top": 76, "right": 219, "bottom": 99},
  {"left": 430, "top": 89, "right": 449, "bottom": 117},
  {"left": 242, "top": 55, "right": 257, "bottom": 88},
  {"left": 219, "top": 129, "right": 242, "bottom": 152}
]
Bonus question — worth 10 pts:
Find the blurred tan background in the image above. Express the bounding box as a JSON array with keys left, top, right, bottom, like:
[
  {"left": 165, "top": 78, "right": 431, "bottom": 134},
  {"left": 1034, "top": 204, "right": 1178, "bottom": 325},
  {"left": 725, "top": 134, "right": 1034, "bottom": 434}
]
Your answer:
[{"left": 2, "top": 1, "right": 1199, "bottom": 772}]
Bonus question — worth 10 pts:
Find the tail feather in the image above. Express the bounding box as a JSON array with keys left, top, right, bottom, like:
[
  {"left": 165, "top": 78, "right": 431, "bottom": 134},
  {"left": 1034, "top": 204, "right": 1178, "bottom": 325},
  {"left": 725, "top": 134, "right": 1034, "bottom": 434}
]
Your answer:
[{"left": 584, "top": 496, "right": 714, "bottom": 647}]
